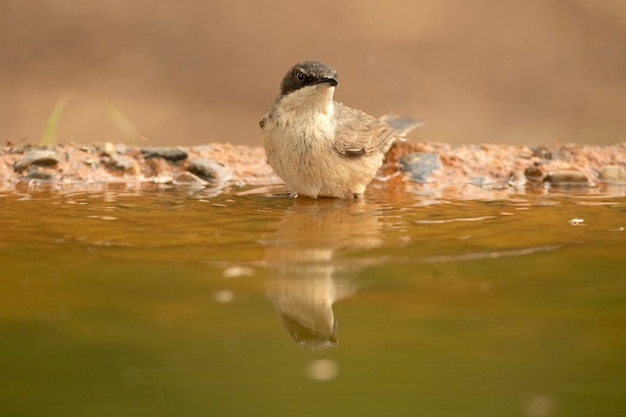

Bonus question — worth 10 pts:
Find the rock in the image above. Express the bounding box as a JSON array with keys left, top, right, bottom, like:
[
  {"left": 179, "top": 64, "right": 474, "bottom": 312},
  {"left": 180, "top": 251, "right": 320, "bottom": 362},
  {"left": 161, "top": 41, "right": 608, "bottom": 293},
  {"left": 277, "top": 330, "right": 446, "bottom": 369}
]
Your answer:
[
  {"left": 399, "top": 152, "right": 440, "bottom": 182},
  {"left": 105, "top": 153, "right": 137, "bottom": 173},
  {"left": 114, "top": 143, "right": 129, "bottom": 154},
  {"left": 531, "top": 145, "right": 552, "bottom": 160},
  {"left": 545, "top": 169, "right": 589, "bottom": 184},
  {"left": 102, "top": 142, "right": 116, "bottom": 156},
  {"left": 524, "top": 166, "right": 545, "bottom": 182},
  {"left": 23, "top": 170, "right": 56, "bottom": 181},
  {"left": 598, "top": 165, "right": 626, "bottom": 182},
  {"left": 101, "top": 142, "right": 129, "bottom": 156},
  {"left": 188, "top": 157, "right": 232, "bottom": 183},
  {"left": 13, "top": 149, "right": 59, "bottom": 172},
  {"left": 508, "top": 170, "right": 527, "bottom": 187},
  {"left": 141, "top": 147, "right": 188, "bottom": 162},
  {"left": 173, "top": 171, "right": 206, "bottom": 185},
  {"left": 153, "top": 175, "right": 174, "bottom": 184},
  {"left": 530, "top": 145, "right": 572, "bottom": 161}
]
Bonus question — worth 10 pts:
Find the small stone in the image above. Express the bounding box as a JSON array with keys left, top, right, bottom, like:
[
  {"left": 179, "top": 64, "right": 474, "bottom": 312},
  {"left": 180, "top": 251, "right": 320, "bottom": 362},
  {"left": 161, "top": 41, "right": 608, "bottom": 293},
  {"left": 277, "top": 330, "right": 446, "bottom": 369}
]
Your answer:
[
  {"left": 531, "top": 145, "right": 552, "bottom": 160},
  {"left": 399, "top": 152, "right": 440, "bottom": 182},
  {"left": 14, "top": 149, "right": 59, "bottom": 172},
  {"left": 545, "top": 169, "right": 589, "bottom": 184},
  {"left": 530, "top": 146, "right": 572, "bottom": 161},
  {"left": 524, "top": 166, "right": 545, "bottom": 182},
  {"left": 102, "top": 142, "right": 116, "bottom": 156},
  {"left": 24, "top": 170, "right": 55, "bottom": 181},
  {"left": 188, "top": 157, "right": 232, "bottom": 182},
  {"left": 518, "top": 147, "right": 534, "bottom": 159},
  {"left": 106, "top": 153, "right": 137, "bottom": 173},
  {"left": 598, "top": 165, "right": 626, "bottom": 182},
  {"left": 508, "top": 170, "right": 527, "bottom": 187},
  {"left": 173, "top": 171, "right": 206, "bottom": 185},
  {"left": 141, "top": 147, "right": 188, "bottom": 162},
  {"left": 153, "top": 175, "right": 174, "bottom": 184}
]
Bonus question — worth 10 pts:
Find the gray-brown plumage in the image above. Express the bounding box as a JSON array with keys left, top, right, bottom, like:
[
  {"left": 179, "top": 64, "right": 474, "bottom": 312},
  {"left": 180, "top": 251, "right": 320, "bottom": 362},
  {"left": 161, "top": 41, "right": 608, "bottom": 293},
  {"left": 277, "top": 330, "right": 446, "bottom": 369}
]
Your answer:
[{"left": 260, "top": 61, "right": 423, "bottom": 198}]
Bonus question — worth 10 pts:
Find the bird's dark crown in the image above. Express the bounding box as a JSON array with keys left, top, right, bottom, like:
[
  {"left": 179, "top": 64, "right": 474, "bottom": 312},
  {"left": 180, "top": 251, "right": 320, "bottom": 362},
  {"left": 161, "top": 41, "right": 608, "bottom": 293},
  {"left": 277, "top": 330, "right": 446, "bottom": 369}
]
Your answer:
[{"left": 279, "top": 61, "right": 338, "bottom": 96}]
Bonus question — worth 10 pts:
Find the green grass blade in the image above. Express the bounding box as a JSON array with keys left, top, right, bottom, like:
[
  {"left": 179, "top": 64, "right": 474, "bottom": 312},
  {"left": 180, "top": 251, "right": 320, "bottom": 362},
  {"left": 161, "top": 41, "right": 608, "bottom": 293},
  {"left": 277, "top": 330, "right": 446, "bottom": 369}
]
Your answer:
[
  {"left": 105, "top": 101, "right": 139, "bottom": 144},
  {"left": 39, "top": 91, "right": 75, "bottom": 146}
]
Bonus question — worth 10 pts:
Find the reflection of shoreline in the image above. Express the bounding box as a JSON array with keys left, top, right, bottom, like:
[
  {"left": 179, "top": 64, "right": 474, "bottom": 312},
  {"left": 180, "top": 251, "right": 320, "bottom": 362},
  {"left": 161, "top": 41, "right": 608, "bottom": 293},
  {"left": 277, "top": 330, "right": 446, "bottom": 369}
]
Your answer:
[{"left": 264, "top": 198, "right": 383, "bottom": 349}]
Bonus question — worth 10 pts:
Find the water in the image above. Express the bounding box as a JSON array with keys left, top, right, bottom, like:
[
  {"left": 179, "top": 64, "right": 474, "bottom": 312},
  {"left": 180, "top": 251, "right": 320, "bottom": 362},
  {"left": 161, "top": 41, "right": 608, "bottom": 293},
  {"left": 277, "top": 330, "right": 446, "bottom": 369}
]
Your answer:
[{"left": 1, "top": 182, "right": 625, "bottom": 417}]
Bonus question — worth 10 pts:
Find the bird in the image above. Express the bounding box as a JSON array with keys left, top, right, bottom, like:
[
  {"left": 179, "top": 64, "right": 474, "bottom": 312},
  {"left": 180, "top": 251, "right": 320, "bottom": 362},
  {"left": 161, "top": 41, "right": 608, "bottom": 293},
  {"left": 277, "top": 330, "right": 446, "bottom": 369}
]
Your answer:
[{"left": 260, "top": 60, "right": 423, "bottom": 198}]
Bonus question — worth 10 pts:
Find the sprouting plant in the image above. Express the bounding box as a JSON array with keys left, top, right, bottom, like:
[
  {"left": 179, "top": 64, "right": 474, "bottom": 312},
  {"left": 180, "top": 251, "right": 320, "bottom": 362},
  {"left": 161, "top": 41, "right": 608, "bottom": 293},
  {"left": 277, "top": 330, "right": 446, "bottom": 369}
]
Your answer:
[
  {"left": 39, "top": 93, "right": 140, "bottom": 146},
  {"left": 105, "top": 100, "right": 139, "bottom": 144},
  {"left": 40, "top": 91, "right": 75, "bottom": 146}
]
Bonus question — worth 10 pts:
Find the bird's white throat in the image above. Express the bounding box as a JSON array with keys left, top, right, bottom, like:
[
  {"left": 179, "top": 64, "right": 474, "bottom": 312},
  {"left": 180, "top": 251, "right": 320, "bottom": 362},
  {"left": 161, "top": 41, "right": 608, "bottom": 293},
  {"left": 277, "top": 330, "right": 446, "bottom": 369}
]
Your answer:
[{"left": 276, "top": 84, "right": 335, "bottom": 118}]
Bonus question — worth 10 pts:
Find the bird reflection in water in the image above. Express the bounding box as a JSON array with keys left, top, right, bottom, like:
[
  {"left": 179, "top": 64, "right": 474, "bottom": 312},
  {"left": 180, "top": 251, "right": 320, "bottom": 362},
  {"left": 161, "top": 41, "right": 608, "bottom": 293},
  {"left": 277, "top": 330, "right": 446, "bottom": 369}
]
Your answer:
[{"left": 264, "top": 197, "right": 383, "bottom": 349}]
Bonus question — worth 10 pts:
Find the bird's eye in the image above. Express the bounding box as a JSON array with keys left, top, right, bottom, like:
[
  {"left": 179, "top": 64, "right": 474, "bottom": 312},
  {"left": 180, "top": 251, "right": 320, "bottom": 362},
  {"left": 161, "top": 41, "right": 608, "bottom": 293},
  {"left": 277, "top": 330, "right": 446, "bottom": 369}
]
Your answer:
[{"left": 296, "top": 71, "right": 305, "bottom": 81}]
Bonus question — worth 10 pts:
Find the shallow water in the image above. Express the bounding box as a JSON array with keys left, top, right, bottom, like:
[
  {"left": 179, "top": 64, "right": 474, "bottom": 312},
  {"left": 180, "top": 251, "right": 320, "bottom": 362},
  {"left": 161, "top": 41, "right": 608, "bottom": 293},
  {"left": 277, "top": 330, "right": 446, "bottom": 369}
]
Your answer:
[{"left": 1, "top": 182, "right": 625, "bottom": 417}]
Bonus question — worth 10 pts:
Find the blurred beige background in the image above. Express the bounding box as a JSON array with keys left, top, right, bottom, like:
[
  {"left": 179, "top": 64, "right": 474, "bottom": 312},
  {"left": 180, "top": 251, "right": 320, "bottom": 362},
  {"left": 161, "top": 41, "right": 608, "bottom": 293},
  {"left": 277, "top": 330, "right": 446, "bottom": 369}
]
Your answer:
[{"left": 1, "top": 0, "right": 625, "bottom": 146}]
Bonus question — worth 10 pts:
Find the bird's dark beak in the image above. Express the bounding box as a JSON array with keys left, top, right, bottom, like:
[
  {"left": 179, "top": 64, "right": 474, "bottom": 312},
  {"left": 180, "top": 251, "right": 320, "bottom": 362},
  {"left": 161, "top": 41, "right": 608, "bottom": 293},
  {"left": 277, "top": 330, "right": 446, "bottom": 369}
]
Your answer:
[{"left": 313, "top": 77, "right": 338, "bottom": 87}]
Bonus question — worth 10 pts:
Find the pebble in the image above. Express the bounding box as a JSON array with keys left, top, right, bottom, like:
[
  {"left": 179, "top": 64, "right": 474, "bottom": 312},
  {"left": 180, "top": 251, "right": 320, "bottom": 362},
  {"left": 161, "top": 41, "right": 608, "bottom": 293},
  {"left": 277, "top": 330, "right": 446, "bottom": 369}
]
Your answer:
[
  {"left": 524, "top": 166, "right": 545, "bottom": 182},
  {"left": 598, "top": 164, "right": 626, "bottom": 182},
  {"left": 102, "top": 142, "right": 116, "bottom": 156},
  {"left": 545, "top": 169, "right": 589, "bottom": 184},
  {"left": 153, "top": 175, "right": 174, "bottom": 184},
  {"left": 101, "top": 142, "right": 130, "bottom": 156},
  {"left": 508, "top": 170, "right": 527, "bottom": 187},
  {"left": 106, "top": 153, "right": 137, "bottom": 173},
  {"left": 141, "top": 147, "right": 188, "bottom": 162},
  {"left": 531, "top": 145, "right": 553, "bottom": 160},
  {"left": 24, "top": 170, "right": 56, "bottom": 181},
  {"left": 530, "top": 145, "right": 572, "bottom": 161},
  {"left": 13, "top": 149, "right": 59, "bottom": 172},
  {"left": 173, "top": 171, "right": 206, "bottom": 185},
  {"left": 399, "top": 152, "right": 440, "bottom": 182},
  {"left": 188, "top": 157, "right": 232, "bottom": 182}
]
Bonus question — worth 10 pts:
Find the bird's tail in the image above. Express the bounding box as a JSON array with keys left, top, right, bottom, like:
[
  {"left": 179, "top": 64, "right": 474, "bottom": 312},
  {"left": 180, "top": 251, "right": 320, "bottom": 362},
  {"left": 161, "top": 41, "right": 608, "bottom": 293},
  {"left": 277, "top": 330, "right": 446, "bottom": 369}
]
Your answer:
[{"left": 380, "top": 115, "right": 425, "bottom": 137}]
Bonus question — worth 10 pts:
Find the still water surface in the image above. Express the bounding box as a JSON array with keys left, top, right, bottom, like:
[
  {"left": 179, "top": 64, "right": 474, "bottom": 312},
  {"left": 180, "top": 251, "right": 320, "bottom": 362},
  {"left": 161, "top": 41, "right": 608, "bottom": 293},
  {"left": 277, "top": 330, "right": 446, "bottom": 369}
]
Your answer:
[{"left": 1, "top": 182, "right": 625, "bottom": 416}]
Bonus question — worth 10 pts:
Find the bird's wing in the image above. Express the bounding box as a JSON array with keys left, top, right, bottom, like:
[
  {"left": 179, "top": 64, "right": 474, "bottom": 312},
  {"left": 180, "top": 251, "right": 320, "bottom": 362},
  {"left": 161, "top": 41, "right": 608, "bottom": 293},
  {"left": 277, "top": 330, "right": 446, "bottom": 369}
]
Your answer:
[
  {"left": 332, "top": 103, "right": 393, "bottom": 157},
  {"left": 379, "top": 115, "right": 425, "bottom": 137}
]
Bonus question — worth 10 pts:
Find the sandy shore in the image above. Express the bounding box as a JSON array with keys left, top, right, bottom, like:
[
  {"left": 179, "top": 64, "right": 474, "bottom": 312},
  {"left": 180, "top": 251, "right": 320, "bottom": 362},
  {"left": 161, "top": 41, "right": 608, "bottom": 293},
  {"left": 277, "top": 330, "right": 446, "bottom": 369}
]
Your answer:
[{"left": 1, "top": 141, "right": 625, "bottom": 193}]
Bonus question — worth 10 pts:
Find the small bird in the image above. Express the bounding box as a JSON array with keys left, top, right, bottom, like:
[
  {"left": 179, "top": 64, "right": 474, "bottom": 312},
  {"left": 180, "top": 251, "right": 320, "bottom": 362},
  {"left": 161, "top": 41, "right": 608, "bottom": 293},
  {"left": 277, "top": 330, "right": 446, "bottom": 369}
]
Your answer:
[{"left": 260, "top": 60, "right": 423, "bottom": 198}]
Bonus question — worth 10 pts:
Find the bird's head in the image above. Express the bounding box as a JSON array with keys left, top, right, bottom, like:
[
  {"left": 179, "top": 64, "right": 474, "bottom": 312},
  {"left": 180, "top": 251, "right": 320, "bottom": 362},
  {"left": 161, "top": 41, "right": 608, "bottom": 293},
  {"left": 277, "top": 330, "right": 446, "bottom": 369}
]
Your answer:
[{"left": 275, "top": 61, "right": 339, "bottom": 115}]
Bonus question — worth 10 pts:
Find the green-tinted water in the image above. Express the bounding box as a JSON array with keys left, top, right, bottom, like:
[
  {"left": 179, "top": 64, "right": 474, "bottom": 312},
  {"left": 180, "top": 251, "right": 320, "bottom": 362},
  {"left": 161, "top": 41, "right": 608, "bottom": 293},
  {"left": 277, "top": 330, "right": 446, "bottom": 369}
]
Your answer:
[{"left": 1, "top": 183, "right": 625, "bottom": 417}]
